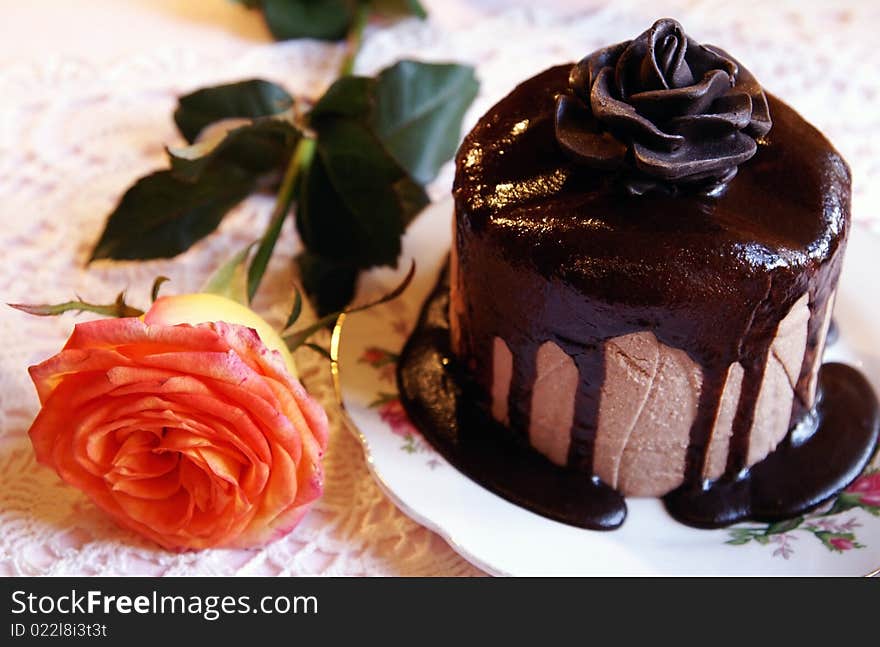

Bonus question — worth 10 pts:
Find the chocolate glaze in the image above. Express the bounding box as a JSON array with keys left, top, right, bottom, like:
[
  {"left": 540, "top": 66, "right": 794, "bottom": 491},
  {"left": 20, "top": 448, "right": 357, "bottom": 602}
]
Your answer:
[
  {"left": 399, "top": 263, "right": 627, "bottom": 530},
  {"left": 452, "top": 64, "right": 851, "bottom": 489},
  {"left": 398, "top": 265, "right": 879, "bottom": 529},
  {"left": 664, "top": 363, "right": 880, "bottom": 528}
]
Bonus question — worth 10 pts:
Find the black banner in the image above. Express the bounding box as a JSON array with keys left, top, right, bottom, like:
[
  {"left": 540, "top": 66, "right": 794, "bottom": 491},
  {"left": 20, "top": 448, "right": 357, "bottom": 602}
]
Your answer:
[{"left": 1, "top": 576, "right": 874, "bottom": 643}]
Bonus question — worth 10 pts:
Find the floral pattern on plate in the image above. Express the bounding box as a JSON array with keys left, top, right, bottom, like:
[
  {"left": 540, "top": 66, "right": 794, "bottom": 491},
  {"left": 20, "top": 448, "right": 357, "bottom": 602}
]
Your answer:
[
  {"left": 727, "top": 470, "right": 879, "bottom": 558},
  {"left": 361, "top": 347, "right": 442, "bottom": 467}
]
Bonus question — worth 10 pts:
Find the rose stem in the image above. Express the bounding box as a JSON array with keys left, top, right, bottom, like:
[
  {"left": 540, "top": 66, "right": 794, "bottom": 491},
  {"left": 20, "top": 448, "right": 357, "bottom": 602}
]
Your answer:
[
  {"left": 338, "top": 4, "right": 369, "bottom": 76},
  {"left": 247, "top": 6, "right": 368, "bottom": 301},
  {"left": 246, "top": 135, "right": 316, "bottom": 302}
]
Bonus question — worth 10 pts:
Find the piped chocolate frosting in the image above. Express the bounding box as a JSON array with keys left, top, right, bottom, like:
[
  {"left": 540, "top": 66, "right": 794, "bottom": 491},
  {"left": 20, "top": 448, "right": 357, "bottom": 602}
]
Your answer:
[{"left": 556, "top": 18, "right": 771, "bottom": 194}]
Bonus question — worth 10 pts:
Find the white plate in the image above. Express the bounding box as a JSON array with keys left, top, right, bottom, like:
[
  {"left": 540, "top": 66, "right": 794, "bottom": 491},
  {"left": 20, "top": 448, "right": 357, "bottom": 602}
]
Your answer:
[{"left": 336, "top": 197, "right": 880, "bottom": 576}]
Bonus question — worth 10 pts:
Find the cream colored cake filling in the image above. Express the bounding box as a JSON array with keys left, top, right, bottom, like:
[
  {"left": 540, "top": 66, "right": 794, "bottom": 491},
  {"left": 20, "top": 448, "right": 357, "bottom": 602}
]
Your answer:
[
  {"left": 702, "top": 362, "right": 744, "bottom": 480},
  {"left": 746, "top": 292, "right": 810, "bottom": 466},
  {"left": 528, "top": 341, "right": 578, "bottom": 466},
  {"left": 598, "top": 331, "right": 702, "bottom": 496},
  {"left": 488, "top": 293, "right": 814, "bottom": 496},
  {"left": 491, "top": 337, "right": 512, "bottom": 425},
  {"left": 807, "top": 290, "right": 836, "bottom": 408}
]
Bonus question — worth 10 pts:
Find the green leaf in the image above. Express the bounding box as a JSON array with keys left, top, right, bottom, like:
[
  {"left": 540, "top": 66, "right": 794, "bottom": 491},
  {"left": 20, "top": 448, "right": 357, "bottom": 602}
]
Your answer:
[
  {"left": 309, "top": 76, "right": 376, "bottom": 121},
  {"left": 168, "top": 116, "right": 301, "bottom": 182},
  {"left": 174, "top": 79, "right": 293, "bottom": 143},
  {"left": 300, "top": 258, "right": 359, "bottom": 317},
  {"left": 90, "top": 167, "right": 255, "bottom": 261},
  {"left": 297, "top": 61, "right": 475, "bottom": 312},
  {"left": 9, "top": 292, "right": 144, "bottom": 318},
  {"left": 401, "top": 436, "right": 417, "bottom": 453},
  {"left": 725, "top": 537, "right": 752, "bottom": 546},
  {"left": 370, "top": 0, "right": 427, "bottom": 19},
  {"left": 238, "top": 0, "right": 425, "bottom": 42},
  {"left": 298, "top": 116, "right": 428, "bottom": 269},
  {"left": 296, "top": 251, "right": 359, "bottom": 317},
  {"left": 821, "top": 493, "right": 863, "bottom": 517},
  {"left": 284, "top": 260, "right": 414, "bottom": 350},
  {"left": 372, "top": 61, "right": 478, "bottom": 184},
  {"left": 261, "top": 0, "right": 355, "bottom": 41},
  {"left": 285, "top": 287, "right": 304, "bottom": 329},
  {"left": 392, "top": 175, "right": 432, "bottom": 228},
  {"left": 368, "top": 391, "right": 399, "bottom": 408},
  {"left": 309, "top": 61, "right": 479, "bottom": 185},
  {"left": 202, "top": 242, "right": 257, "bottom": 305},
  {"left": 303, "top": 342, "right": 332, "bottom": 359},
  {"left": 728, "top": 527, "right": 759, "bottom": 539},
  {"left": 150, "top": 276, "right": 170, "bottom": 302},
  {"left": 765, "top": 517, "right": 804, "bottom": 535}
]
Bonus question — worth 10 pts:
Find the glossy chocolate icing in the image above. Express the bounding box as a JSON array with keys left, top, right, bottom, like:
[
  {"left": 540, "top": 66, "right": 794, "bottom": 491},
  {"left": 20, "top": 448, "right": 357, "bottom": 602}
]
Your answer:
[
  {"left": 664, "top": 362, "right": 880, "bottom": 527},
  {"left": 398, "top": 264, "right": 626, "bottom": 530},
  {"left": 397, "top": 265, "right": 879, "bottom": 529},
  {"left": 452, "top": 63, "right": 851, "bottom": 489},
  {"left": 556, "top": 19, "right": 771, "bottom": 194}
]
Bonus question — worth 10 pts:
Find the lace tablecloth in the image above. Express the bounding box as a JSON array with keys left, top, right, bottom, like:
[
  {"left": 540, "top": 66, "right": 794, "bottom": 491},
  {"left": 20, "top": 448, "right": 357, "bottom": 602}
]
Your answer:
[{"left": 1, "top": 0, "right": 878, "bottom": 576}]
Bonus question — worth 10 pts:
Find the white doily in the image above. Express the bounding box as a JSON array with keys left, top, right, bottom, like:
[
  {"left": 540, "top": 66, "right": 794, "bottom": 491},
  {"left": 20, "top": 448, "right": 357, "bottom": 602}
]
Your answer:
[{"left": 1, "top": 0, "right": 878, "bottom": 576}]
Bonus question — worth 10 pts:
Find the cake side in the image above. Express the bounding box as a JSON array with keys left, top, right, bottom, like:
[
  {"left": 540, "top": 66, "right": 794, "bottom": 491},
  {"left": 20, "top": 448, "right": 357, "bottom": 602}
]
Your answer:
[{"left": 450, "top": 65, "right": 851, "bottom": 496}]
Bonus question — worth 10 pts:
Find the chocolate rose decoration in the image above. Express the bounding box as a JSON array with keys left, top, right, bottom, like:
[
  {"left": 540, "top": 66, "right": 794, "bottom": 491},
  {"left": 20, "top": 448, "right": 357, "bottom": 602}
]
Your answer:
[{"left": 555, "top": 18, "right": 771, "bottom": 194}]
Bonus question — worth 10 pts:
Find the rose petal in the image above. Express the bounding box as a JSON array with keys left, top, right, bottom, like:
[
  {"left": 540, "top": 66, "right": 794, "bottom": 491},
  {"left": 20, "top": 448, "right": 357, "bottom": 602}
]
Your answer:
[
  {"left": 113, "top": 447, "right": 179, "bottom": 480},
  {"left": 240, "top": 442, "right": 300, "bottom": 544},
  {"left": 163, "top": 392, "right": 273, "bottom": 461},
  {"left": 65, "top": 318, "right": 230, "bottom": 357},
  {"left": 591, "top": 67, "right": 683, "bottom": 151},
  {"left": 614, "top": 29, "right": 651, "bottom": 95},
  {"left": 555, "top": 94, "right": 627, "bottom": 168},
  {"left": 643, "top": 19, "right": 693, "bottom": 90},
  {"left": 666, "top": 93, "right": 752, "bottom": 138},
  {"left": 683, "top": 40, "right": 737, "bottom": 81},
  {"left": 179, "top": 459, "right": 216, "bottom": 512},
  {"left": 112, "top": 488, "right": 194, "bottom": 535},
  {"left": 216, "top": 321, "right": 298, "bottom": 388},
  {"left": 103, "top": 378, "right": 273, "bottom": 466},
  {"left": 633, "top": 131, "right": 756, "bottom": 180},
  {"left": 29, "top": 347, "right": 133, "bottom": 403},
  {"left": 207, "top": 380, "right": 303, "bottom": 463},
  {"left": 192, "top": 446, "right": 243, "bottom": 487},
  {"left": 704, "top": 45, "right": 772, "bottom": 137},
  {"left": 628, "top": 69, "right": 732, "bottom": 123},
  {"left": 108, "top": 470, "right": 181, "bottom": 500},
  {"left": 570, "top": 42, "right": 627, "bottom": 102}
]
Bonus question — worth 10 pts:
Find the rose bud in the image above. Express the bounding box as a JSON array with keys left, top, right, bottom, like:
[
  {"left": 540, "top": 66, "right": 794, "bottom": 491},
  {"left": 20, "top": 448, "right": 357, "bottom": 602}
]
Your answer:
[{"left": 26, "top": 294, "right": 329, "bottom": 551}]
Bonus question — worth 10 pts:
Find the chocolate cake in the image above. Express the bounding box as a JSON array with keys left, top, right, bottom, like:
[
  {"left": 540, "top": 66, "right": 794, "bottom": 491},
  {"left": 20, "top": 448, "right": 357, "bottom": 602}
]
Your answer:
[{"left": 397, "top": 19, "right": 879, "bottom": 529}]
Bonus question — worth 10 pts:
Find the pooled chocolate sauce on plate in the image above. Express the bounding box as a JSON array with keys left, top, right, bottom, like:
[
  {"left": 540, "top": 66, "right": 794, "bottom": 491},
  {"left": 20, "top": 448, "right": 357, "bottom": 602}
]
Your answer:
[{"left": 397, "top": 263, "right": 879, "bottom": 530}]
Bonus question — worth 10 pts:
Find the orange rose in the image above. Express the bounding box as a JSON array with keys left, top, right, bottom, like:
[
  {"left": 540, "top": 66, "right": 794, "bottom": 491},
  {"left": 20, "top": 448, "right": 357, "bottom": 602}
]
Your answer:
[{"left": 26, "top": 295, "right": 329, "bottom": 550}]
